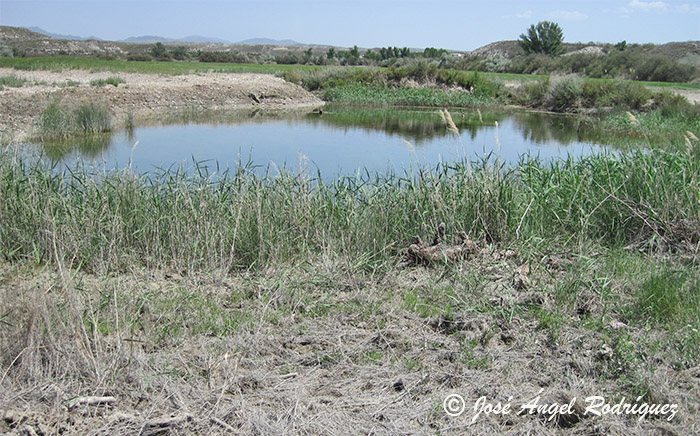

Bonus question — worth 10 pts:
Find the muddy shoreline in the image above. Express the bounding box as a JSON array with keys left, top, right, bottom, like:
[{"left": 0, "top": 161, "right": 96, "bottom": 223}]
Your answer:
[{"left": 0, "top": 68, "right": 324, "bottom": 142}]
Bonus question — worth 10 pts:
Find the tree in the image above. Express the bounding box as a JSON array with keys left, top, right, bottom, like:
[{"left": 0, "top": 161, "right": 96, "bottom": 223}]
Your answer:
[
  {"left": 151, "top": 42, "right": 167, "bottom": 58},
  {"left": 519, "top": 21, "right": 564, "bottom": 56},
  {"left": 171, "top": 46, "right": 187, "bottom": 60},
  {"left": 303, "top": 48, "right": 313, "bottom": 63},
  {"left": 326, "top": 47, "right": 336, "bottom": 59}
]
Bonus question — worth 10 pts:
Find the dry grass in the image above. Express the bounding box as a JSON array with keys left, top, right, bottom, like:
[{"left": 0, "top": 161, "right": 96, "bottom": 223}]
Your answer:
[{"left": 1, "top": 242, "right": 698, "bottom": 435}]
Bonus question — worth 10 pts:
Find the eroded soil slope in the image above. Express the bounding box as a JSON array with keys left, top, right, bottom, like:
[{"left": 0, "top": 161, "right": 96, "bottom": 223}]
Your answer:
[{"left": 0, "top": 68, "right": 323, "bottom": 141}]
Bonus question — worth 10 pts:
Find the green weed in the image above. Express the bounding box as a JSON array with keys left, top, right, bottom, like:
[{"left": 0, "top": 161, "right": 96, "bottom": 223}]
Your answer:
[
  {"left": 89, "top": 76, "right": 125, "bottom": 87},
  {"left": 0, "top": 75, "right": 25, "bottom": 90}
]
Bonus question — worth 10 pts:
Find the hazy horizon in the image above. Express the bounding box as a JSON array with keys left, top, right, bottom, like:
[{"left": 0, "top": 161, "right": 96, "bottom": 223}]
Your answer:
[{"left": 1, "top": 0, "right": 699, "bottom": 50}]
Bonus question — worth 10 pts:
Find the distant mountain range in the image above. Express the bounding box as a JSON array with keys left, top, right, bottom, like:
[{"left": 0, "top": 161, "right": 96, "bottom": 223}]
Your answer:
[
  {"left": 24, "top": 27, "right": 301, "bottom": 46},
  {"left": 235, "top": 38, "right": 300, "bottom": 46},
  {"left": 26, "top": 26, "right": 102, "bottom": 41}
]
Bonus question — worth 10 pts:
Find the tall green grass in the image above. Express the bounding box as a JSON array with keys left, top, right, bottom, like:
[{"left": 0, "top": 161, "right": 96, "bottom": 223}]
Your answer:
[
  {"left": 323, "top": 85, "right": 494, "bottom": 107},
  {"left": 39, "top": 102, "right": 112, "bottom": 139},
  {"left": 1, "top": 148, "right": 697, "bottom": 274}
]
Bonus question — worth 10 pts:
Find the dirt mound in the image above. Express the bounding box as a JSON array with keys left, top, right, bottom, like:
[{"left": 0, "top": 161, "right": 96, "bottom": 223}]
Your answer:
[
  {"left": 470, "top": 40, "right": 525, "bottom": 58},
  {"left": 0, "top": 68, "right": 324, "bottom": 142}
]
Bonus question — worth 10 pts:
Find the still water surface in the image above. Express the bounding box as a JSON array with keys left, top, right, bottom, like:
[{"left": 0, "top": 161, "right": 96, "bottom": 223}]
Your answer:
[{"left": 36, "top": 107, "right": 610, "bottom": 178}]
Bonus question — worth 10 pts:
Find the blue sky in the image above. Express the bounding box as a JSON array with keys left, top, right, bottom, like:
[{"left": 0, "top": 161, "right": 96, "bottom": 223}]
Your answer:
[{"left": 1, "top": 0, "right": 698, "bottom": 50}]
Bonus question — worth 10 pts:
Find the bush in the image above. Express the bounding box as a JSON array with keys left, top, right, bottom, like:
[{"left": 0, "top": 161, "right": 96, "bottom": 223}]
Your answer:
[
  {"left": 127, "top": 53, "right": 152, "bottom": 62},
  {"left": 653, "top": 91, "right": 700, "bottom": 119},
  {"left": 547, "top": 75, "right": 584, "bottom": 111},
  {"left": 0, "top": 42, "right": 13, "bottom": 57},
  {"left": 198, "top": 51, "right": 247, "bottom": 63},
  {"left": 635, "top": 56, "right": 697, "bottom": 83},
  {"left": 275, "top": 53, "right": 300, "bottom": 65},
  {"left": 171, "top": 46, "right": 188, "bottom": 60},
  {"left": 517, "top": 79, "right": 549, "bottom": 107}
]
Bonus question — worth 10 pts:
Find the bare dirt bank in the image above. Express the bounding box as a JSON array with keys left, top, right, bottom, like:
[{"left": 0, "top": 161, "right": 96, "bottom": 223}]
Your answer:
[{"left": 0, "top": 68, "right": 324, "bottom": 142}]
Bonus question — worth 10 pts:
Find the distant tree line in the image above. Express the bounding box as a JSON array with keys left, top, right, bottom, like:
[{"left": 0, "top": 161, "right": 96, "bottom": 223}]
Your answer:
[{"left": 16, "top": 25, "right": 685, "bottom": 84}]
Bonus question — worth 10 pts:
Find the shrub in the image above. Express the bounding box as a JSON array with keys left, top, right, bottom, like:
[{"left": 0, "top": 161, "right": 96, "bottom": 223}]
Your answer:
[
  {"left": 547, "top": 75, "right": 584, "bottom": 111},
  {"left": 0, "top": 42, "right": 13, "bottom": 57},
  {"left": 171, "top": 46, "right": 188, "bottom": 60},
  {"left": 127, "top": 53, "right": 153, "bottom": 62},
  {"left": 198, "top": 51, "right": 247, "bottom": 63},
  {"left": 275, "top": 52, "right": 300, "bottom": 65},
  {"left": 634, "top": 56, "right": 697, "bottom": 83},
  {"left": 517, "top": 78, "right": 549, "bottom": 107},
  {"left": 653, "top": 91, "right": 700, "bottom": 119},
  {"left": 581, "top": 80, "right": 650, "bottom": 110}
]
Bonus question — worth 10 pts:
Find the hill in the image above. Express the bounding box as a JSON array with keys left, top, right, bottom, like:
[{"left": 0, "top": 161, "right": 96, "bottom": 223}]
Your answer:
[
  {"left": 235, "top": 38, "right": 300, "bottom": 46},
  {"left": 470, "top": 39, "right": 700, "bottom": 67},
  {"left": 26, "top": 26, "right": 101, "bottom": 41},
  {"left": 0, "top": 25, "right": 127, "bottom": 57}
]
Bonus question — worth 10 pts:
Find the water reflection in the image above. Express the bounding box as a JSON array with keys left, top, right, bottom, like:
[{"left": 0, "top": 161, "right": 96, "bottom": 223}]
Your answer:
[
  {"left": 40, "top": 133, "right": 114, "bottom": 160},
  {"left": 34, "top": 106, "right": 618, "bottom": 177}
]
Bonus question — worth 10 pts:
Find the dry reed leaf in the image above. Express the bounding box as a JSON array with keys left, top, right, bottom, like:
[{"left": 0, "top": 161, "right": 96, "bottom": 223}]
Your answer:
[
  {"left": 477, "top": 108, "right": 483, "bottom": 123},
  {"left": 626, "top": 111, "right": 640, "bottom": 126},
  {"left": 685, "top": 135, "right": 694, "bottom": 156},
  {"left": 686, "top": 131, "right": 698, "bottom": 142},
  {"left": 402, "top": 138, "right": 416, "bottom": 152},
  {"left": 443, "top": 110, "right": 459, "bottom": 135}
]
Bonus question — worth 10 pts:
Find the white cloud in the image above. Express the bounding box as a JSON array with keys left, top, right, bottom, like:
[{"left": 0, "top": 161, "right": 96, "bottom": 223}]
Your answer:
[
  {"left": 503, "top": 10, "right": 532, "bottom": 19},
  {"left": 547, "top": 10, "right": 588, "bottom": 21},
  {"left": 627, "top": 0, "right": 668, "bottom": 11},
  {"left": 676, "top": 3, "right": 700, "bottom": 13}
]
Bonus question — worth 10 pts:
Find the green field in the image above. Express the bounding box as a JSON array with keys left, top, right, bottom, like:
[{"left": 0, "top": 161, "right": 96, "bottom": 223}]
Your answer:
[
  {"left": 3, "top": 56, "right": 698, "bottom": 92},
  {"left": 0, "top": 56, "right": 322, "bottom": 75}
]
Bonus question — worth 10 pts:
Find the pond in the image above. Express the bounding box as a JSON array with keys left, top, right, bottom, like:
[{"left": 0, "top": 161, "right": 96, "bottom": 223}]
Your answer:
[{"left": 34, "top": 106, "right": 611, "bottom": 179}]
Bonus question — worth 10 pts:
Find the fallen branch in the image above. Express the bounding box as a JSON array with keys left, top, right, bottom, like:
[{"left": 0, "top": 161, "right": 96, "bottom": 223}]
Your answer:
[
  {"left": 67, "top": 396, "right": 116, "bottom": 409},
  {"left": 211, "top": 416, "right": 236, "bottom": 433},
  {"left": 145, "top": 413, "right": 193, "bottom": 429}
]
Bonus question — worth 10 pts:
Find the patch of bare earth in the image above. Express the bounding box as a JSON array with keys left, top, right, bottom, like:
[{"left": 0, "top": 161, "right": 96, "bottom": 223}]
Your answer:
[
  {"left": 0, "top": 68, "right": 323, "bottom": 142},
  {"left": 1, "top": 246, "right": 697, "bottom": 435}
]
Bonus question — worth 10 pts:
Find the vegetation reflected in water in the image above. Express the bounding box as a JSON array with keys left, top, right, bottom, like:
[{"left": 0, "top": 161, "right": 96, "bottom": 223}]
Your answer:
[{"left": 34, "top": 106, "right": 634, "bottom": 176}]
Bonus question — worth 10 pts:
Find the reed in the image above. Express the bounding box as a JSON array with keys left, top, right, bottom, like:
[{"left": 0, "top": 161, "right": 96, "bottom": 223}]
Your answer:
[
  {"left": 38, "top": 102, "right": 112, "bottom": 139},
  {"left": 0, "top": 148, "right": 697, "bottom": 275}
]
